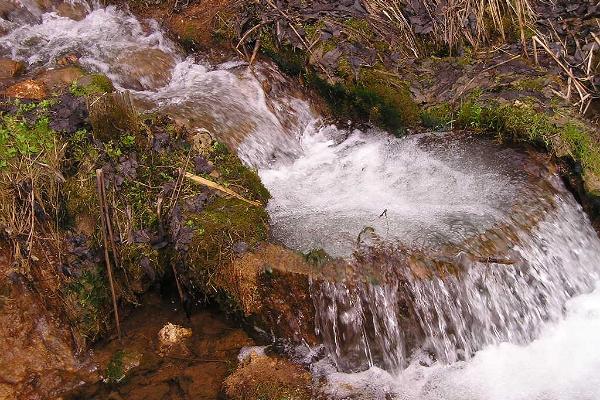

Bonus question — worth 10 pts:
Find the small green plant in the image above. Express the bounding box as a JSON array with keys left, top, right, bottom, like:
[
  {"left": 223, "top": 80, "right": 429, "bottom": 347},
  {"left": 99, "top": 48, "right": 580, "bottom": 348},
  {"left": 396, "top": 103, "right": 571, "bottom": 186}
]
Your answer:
[{"left": 0, "top": 103, "right": 56, "bottom": 168}]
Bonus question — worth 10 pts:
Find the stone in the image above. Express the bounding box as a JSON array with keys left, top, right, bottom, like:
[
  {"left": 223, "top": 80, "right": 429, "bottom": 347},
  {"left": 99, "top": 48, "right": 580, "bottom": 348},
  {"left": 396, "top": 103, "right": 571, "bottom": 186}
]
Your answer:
[
  {"left": 5, "top": 79, "right": 47, "bottom": 99},
  {"left": 157, "top": 322, "right": 192, "bottom": 357},
  {"left": 216, "top": 243, "right": 324, "bottom": 344},
  {"left": 36, "top": 66, "right": 85, "bottom": 93},
  {"left": 0, "top": 58, "right": 25, "bottom": 79}
]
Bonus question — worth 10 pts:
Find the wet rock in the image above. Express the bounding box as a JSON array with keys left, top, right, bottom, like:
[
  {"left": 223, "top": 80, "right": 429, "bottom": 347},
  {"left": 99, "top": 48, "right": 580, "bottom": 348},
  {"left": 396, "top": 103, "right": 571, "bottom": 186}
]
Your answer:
[
  {"left": 55, "top": 1, "right": 87, "bottom": 20},
  {"left": 4, "top": 79, "right": 47, "bottom": 99},
  {"left": 157, "top": 322, "right": 192, "bottom": 357},
  {"left": 217, "top": 244, "right": 321, "bottom": 344},
  {"left": 0, "top": 58, "right": 25, "bottom": 79},
  {"left": 0, "top": 247, "right": 97, "bottom": 400},
  {"left": 114, "top": 48, "right": 175, "bottom": 90},
  {"left": 223, "top": 352, "right": 312, "bottom": 400},
  {"left": 36, "top": 66, "right": 84, "bottom": 93}
]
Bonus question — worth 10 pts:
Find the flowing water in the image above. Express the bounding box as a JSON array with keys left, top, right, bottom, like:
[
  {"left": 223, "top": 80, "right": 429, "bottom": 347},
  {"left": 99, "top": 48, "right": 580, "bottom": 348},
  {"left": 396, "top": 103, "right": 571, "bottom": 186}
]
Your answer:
[{"left": 3, "top": 3, "right": 600, "bottom": 399}]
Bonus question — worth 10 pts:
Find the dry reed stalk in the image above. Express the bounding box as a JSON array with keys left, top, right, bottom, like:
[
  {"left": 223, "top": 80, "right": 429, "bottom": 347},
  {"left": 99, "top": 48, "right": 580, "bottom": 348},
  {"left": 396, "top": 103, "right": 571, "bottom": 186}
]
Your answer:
[
  {"left": 96, "top": 168, "right": 121, "bottom": 340},
  {"left": 184, "top": 172, "right": 262, "bottom": 207}
]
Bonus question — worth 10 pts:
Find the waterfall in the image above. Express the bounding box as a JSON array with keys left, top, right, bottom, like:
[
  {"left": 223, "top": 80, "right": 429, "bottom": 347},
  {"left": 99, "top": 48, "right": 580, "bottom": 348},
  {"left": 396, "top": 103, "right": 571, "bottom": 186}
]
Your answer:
[{"left": 3, "top": 4, "right": 600, "bottom": 398}]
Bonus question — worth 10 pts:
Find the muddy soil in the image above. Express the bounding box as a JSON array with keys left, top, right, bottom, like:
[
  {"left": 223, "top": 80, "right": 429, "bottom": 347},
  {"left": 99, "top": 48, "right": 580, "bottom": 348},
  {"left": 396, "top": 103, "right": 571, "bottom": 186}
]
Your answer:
[{"left": 64, "top": 291, "right": 256, "bottom": 400}]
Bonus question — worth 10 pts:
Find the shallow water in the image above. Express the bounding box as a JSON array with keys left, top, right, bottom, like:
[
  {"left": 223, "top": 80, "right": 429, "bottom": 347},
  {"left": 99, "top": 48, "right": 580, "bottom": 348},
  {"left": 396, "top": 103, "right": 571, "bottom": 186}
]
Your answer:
[{"left": 3, "top": 3, "right": 600, "bottom": 399}]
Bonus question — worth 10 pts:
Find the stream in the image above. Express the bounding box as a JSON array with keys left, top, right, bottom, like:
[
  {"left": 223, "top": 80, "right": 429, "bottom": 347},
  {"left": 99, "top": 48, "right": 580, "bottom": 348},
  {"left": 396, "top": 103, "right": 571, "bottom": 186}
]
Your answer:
[{"left": 2, "top": 2, "right": 600, "bottom": 399}]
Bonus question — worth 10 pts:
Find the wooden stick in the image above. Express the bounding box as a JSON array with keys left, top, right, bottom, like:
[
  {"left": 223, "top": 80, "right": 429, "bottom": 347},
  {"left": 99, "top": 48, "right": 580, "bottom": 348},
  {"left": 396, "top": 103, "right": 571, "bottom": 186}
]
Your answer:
[
  {"left": 96, "top": 169, "right": 121, "bottom": 340},
  {"left": 184, "top": 172, "right": 262, "bottom": 207}
]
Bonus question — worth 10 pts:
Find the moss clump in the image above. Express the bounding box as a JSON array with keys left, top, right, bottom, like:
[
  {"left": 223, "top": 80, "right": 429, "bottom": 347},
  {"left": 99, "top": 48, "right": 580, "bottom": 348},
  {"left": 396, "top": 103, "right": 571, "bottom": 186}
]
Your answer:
[
  {"left": 105, "top": 350, "right": 126, "bottom": 383},
  {"left": 420, "top": 103, "right": 454, "bottom": 130},
  {"left": 304, "top": 248, "right": 331, "bottom": 267},
  {"left": 120, "top": 243, "right": 162, "bottom": 293},
  {"left": 88, "top": 91, "right": 139, "bottom": 142},
  {"left": 432, "top": 97, "right": 600, "bottom": 192},
  {"left": 511, "top": 77, "right": 545, "bottom": 93},
  {"left": 70, "top": 73, "right": 114, "bottom": 97},
  {"left": 260, "top": 31, "right": 307, "bottom": 77},
  {"left": 308, "top": 69, "right": 419, "bottom": 136},
  {"left": 208, "top": 141, "right": 271, "bottom": 203},
  {"left": 185, "top": 197, "right": 269, "bottom": 281}
]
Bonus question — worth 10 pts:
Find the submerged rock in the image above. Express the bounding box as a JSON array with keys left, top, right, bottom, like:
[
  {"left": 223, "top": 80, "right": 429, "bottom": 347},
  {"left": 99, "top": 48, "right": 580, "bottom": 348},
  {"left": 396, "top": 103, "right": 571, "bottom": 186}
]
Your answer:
[{"left": 157, "top": 322, "right": 192, "bottom": 357}]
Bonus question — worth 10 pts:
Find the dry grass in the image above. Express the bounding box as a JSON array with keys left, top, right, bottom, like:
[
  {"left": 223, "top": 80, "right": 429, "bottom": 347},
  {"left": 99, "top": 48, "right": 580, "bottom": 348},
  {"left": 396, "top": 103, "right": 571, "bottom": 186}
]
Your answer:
[{"left": 364, "top": 0, "right": 536, "bottom": 55}]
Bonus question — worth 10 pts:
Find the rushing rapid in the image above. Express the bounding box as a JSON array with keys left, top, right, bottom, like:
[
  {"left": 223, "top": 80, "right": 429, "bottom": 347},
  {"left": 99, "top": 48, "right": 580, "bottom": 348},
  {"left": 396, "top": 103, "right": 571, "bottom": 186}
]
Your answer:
[{"left": 3, "top": 3, "right": 600, "bottom": 399}]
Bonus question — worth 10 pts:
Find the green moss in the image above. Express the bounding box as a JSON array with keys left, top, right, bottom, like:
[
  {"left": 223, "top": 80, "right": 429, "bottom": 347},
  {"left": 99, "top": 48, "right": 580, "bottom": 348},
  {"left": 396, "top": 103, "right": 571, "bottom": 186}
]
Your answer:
[
  {"left": 106, "top": 350, "right": 126, "bottom": 384},
  {"left": 307, "top": 69, "right": 419, "bottom": 135},
  {"left": 208, "top": 141, "right": 271, "bottom": 203},
  {"left": 185, "top": 197, "right": 269, "bottom": 278},
  {"left": 456, "top": 99, "right": 553, "bottom": 148},
  {"left": 120, "top": 243, "right": 162, "bottom": 292},
  {"left": 70, "top": 73, "right": 114, "bottom": 97},
  {"left": 421, "top": 103, "right": 454, "bottom": 130},
  {"left": 304, "top": 248, "right": 331, "bottom": 267},
  {"left": 259, "top": 31, "right": 307, "bottom": 76},
  {"left": 436, "top": 97, "right": 600, "bottom": 191},
  {"left": 512, "top": 77, "right": 545, "bottom": 93}
]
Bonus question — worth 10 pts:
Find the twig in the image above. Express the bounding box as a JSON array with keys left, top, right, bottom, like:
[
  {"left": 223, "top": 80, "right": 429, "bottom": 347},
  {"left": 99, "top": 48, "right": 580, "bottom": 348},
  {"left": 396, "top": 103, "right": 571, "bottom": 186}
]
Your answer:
[
  {"left": 184, "top": 172, "right": 262, "bottom": 207},
  {"left": 96, "top": 169, "right": 121, "bottom": 340},
  {"left": 250, "top": 38, "right": 261, "bottom": 66}
]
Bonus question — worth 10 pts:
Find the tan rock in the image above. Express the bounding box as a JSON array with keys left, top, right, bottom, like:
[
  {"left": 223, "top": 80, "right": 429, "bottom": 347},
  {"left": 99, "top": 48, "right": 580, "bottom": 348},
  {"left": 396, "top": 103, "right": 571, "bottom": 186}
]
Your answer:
[
  {"left": 0, "top": 59, "right": 25, "bottom": 79},
  {"left": 5, "top": 79, "right": 47, "bottom": 99},
  {"left": 157, "top": 322, "right": 192, "bottom": 357},
  {"left": 0, "top": 246, "right": 97, "bottom": 400},
  {"left": 36, "top": 66, "right": 84, "bottom": 93}
]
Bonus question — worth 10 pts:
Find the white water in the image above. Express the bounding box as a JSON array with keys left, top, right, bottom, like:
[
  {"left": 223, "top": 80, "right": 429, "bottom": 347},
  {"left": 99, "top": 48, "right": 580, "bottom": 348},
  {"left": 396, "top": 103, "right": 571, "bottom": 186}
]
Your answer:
[
  {"left": 317, "top": 282, "right": 600, "bottom": 400},
  {"left": 3, "top": 4, "right": 600, "bottom": 399}
]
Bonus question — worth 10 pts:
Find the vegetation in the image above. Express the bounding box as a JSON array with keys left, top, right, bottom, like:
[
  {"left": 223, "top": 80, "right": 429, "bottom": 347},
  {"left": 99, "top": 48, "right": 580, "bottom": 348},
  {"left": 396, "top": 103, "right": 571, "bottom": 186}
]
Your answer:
[
  {"left": 105, "top": 350, "right": 126, "bottom": 383},
  {"left": 421, "top": 97, "right": 600, "bottom": 192}
]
